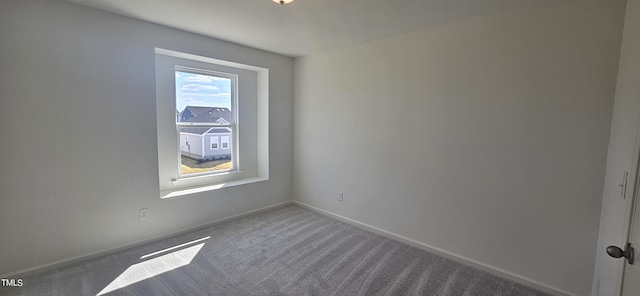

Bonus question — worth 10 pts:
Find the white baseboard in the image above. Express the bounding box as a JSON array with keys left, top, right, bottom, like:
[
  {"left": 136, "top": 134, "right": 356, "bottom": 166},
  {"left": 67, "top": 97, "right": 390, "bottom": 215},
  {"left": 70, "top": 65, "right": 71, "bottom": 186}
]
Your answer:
[
  {"left": 292, "top": 201, "right": 577, "bottom": 296},
  {"left": 3, "top": 201, "right": 294, "bottom": 279}
]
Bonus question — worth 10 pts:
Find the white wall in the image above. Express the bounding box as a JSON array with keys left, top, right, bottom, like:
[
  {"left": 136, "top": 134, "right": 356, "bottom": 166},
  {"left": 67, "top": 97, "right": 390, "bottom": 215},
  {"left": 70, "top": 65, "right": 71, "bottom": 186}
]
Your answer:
[
  {"left": 593, "top": 0, "right": 640, "bottom": 295},
  {"left": 293, "top": 1, "right": 624, "bottom": 295},
  {"left": 0, "top": 0, "right": 293, "bottom": 276}
]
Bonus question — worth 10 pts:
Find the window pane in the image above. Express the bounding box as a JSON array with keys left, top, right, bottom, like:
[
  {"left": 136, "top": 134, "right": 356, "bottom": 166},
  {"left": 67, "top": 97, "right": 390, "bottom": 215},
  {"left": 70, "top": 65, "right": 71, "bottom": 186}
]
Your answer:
[
  {"left": 175, "top": 70, "right": 232, "bottom": 124},
  {"left": 221, "top": 136, "right": 230, "bottom": 149},
  {"left": 210, "top": 136, "right": 219, "bottom": 149},
  {"left": 176, "top": 70, "right": 233, "bottom": 176}
]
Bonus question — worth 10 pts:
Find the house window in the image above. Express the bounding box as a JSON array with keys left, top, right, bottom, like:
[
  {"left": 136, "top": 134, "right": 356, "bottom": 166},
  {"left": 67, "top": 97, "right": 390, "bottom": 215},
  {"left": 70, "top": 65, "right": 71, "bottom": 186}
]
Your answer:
[
  {"left": 210, "top": 136, "right": 219, "bottom": 149},
  {"left": 155, "top": 48, "right": 269, "bottom": 198},
  {"left": 221, "top": 136, "right": 230, "bottom": 149}
]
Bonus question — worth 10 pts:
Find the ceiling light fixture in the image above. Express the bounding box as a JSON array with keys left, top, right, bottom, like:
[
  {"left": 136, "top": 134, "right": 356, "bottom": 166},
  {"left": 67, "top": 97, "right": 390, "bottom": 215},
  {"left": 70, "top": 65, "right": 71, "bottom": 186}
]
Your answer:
[{"left": 273, "top": 0, "right": 294, "bottom": 5}]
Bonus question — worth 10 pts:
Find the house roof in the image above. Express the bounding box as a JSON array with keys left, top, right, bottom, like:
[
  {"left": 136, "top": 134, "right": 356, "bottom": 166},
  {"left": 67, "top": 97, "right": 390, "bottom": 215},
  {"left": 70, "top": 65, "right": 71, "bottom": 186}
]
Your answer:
[
  {"left": 207, "top": 128, "right": 232, "bottom": 134},
  {"left": 180, "top": 127, "right": 231, "bottom": 135},
  {"left": 179, "top": 106, "right": 231, "bottom": 124}
]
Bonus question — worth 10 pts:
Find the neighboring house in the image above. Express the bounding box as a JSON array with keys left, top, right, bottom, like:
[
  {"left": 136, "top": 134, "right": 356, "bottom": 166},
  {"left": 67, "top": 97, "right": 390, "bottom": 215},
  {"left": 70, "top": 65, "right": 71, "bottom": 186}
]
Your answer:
[
  {"left": 179, "top": 106, "right": 231, "bottom": 124},
  {"left": 178, "top": 106, "right": 232, "bottom": 161}
]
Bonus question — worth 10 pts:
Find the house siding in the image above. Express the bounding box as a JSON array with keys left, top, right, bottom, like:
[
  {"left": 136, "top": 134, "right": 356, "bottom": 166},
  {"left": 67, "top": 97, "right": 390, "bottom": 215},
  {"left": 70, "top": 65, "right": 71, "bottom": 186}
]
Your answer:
[
  {"left": 180, "top": 133, "right": 203, "bottom": 159},
  {"left": 180, "top": 132, "right": 231, "bottom": 160},
  {"left": 204, "top": 133, "right": 231, "bottom": 160}
]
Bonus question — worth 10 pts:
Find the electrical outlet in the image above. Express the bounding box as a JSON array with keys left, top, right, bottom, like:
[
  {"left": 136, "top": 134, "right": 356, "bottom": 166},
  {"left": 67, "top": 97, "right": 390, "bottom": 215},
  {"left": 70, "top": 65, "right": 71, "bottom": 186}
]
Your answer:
[
  {"left": 139, "top": 208, "right": 150, "bottom": 221},
  {"left": 337, "top": 191, "right": 343, "bottom": 201}
]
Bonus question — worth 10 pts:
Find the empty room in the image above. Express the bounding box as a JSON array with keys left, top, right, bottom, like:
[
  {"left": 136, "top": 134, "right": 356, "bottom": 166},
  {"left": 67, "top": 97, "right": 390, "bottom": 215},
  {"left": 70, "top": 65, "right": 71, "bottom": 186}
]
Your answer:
[{"left": 1, "top": 0, "right": 640, "bottom": 295}]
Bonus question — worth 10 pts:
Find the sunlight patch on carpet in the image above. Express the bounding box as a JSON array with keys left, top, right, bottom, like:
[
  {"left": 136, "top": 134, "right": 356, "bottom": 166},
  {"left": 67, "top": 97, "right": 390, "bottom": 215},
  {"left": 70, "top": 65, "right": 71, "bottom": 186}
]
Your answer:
[{"left": 97, "top": 237, "right": 209, "bottom": 295}]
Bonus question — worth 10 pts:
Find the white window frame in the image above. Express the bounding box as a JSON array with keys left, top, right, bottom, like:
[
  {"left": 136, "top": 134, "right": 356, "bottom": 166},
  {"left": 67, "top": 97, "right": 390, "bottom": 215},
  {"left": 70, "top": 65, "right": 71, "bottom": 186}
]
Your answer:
[{"left": 155, "top": 48, "right": 269, "bottom": 198}]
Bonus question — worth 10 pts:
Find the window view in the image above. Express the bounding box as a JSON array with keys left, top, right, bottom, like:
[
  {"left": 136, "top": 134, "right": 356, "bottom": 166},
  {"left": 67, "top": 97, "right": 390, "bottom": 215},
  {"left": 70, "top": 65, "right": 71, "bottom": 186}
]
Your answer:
[{"left": 175, "top": 69, "right": 234, "bottom": 176}]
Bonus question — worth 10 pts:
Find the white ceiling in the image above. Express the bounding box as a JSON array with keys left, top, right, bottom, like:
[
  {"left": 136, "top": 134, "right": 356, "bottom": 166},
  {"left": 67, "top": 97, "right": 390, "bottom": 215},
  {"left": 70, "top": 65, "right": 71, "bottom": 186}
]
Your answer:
[{"left": 66, "top": 0, "right": 543, "bottom": 57}]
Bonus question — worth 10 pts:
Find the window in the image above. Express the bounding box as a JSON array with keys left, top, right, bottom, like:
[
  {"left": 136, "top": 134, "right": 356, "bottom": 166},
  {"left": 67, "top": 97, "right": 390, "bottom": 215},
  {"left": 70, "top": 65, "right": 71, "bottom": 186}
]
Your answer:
[
  {"left": 210, "top": 136, "right": 219, "bottom": 149},
  {"left": 221, "top": 136, "right": 230, "bottom": 149},
  {"left": 175, "top": 69, "right": 235, "bottom": 176},
  {"left": 155, "top": 49, "right": 269, "bottom": 198}
]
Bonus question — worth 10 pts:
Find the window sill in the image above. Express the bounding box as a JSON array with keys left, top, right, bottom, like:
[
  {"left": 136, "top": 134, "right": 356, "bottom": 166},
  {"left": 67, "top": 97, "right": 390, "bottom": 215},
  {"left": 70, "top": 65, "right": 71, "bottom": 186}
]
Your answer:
[{"left": 160, "top": 176, "right": 268, "bottom": 199}]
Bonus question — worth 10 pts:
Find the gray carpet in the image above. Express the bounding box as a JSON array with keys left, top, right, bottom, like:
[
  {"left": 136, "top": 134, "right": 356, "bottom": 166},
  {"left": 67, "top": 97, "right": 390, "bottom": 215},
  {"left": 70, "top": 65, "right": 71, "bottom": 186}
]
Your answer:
[{"left": 2, "top": 205, "right": 552, "bottom": 296}]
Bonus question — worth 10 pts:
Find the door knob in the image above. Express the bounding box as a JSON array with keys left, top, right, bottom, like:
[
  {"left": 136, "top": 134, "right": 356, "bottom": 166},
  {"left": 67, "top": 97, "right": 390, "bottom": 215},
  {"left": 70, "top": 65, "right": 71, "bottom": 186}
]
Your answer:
[{"left": 607, "top": 243, "right": 634, "bottom": 264}]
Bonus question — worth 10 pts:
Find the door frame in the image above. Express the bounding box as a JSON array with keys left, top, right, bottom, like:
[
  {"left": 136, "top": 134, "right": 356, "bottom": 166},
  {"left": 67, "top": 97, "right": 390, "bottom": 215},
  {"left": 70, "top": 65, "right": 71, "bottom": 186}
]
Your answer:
[
  {"left": 613, "top": 126, "right": 640, "bottom": 295},
  {"left": 619, "top": 128, "right": 640, "bottom": 294}
]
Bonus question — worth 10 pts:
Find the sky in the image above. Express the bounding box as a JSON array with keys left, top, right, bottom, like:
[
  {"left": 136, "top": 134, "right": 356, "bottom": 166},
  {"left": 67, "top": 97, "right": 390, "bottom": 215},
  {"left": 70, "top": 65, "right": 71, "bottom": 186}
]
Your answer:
[{"left": 175, "top": 71, "right": 232, "bottom": 112}]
